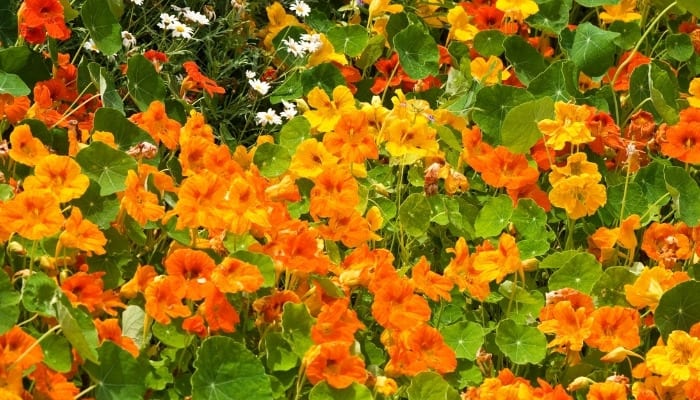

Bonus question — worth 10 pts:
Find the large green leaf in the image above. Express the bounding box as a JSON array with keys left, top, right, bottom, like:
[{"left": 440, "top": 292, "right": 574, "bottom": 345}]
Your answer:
[
  {"left": 309, "top": 382, "right": 373, "bottom": 400},
  {"left": 678, "top": 0, "right": 700, "bottom": 17},
  {"left": 527, "top": 0, "right": 571, "bottom": 34},
  {"left": 21, "top": 272, "right": 61, "bottom": 317},
  {"left": 591, "top": 267, "right": 637, "bottom": 307},
  {"left": 127, "top": 55, "right": 166, "bottom": 111},
  {"left": 327, "top": 25, "right": 369, "bottom": 57},
  {"left": 0, "top": 46, "right": 51, "bottom": 91},
  {"left": 511, "top": 199, "right": 549, "bottom": 239},
  {"left": 548, "top": 252, "right": 602, "bottom": 294},
  {"left": 56, "top": 297, "right": 99, "bottom": 363},
  {"left": 472, "top": 85, "right": 534, "bottom": 143},
  {"left": 121, "top": 305, "right": 149, "bottom": 350},
  {"left": 0, "top": 271, "right": 20, "bottom": 334},
  {"left": 393, "top": 25, "right": 439, "bottom": 79},
  {"left": 93, "top": 108, "right": 153, "bottom": 149},
  {"left": 85, "top": 342, "right": 148, "bottom": 400},
  {"left": 253, "top": 143, "right": 292, "bottom": 178},
  {"left": 473, "top": 30, "right": 506, "bottom": 57},
  {"left": 0, "top": 70, "right": 30, "bottom": 97},
  {"left": 503, "top": 35, "right": 547, "bottom": 85},
  {"left": 501, "top": 96, "right": 554, "bottom": 153},
  {"left": 0, "top": 1, "right": 17, "bottom": 45},
  {"left": 399, "top": 193, "right": 432, "bottom": 237},
  {"left": 264, "top": 332, "right": 299, "bottom": 372},
  {"left": 441, "top": 322, "right": 485, "bottom": 360},
  {"left": 495, "top": 319, "right": 547, "bottom": 365},
  {"left": 76, "top": 141, "right": 138, "bottom": 196},
  {"left": 81, "top": 0, "right": 122, "bottom": 55},
  {"left": 407, "top": 372, "right": 460, "bottom": 400},
  {"left": 88, "top": 63, "right": 124, "bottom": 114},
  {"left": 528, "top": 60, "right": 579, "bottom": 102},
  {"left": 282, "top": 303, "right": 315, "bottom": 358},
  {"left": 232, "top": 250, "right": 276, "bottom": 288},
  {"left": 41, "top": 333, "right": 73, "bottom": 373},
  {"left": 301, "top": 63, "right": 346, "bottom": 96},
  {"left": 664, "top": 166, "right": 700, "bottom": 227},
  {"left": 570, "top": 22, "right": 620, "bottom": 77},
  {"left": 474, "top": 195, "right": 513, "bottom": 238},
  {"left": 191, "top": 337, "right": 273, "bottom": 400},
  {"left": 574, "top": 0, "right": 619, "bottom": 5},
  {"left": 655, "top": 281, "right": 700, "bottom": 341},
  {"left": 629, "top": 62, "right": 679, "bottom": 124}
]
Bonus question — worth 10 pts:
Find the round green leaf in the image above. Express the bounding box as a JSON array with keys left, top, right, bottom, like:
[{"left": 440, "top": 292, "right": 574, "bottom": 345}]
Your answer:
[
  {"left": 270, "top": 72, "right": 303, "bottom": 104},
  {"left": 575, "top": 0, "right": 620, "bottom": 6},
  {"left": 629, "top": 61, "right": 680, "bottom": 125},
  {"left": 282, "top": 303, "right": 315, "bottom": 357},
  {"left": 407, "top": 372, "right": 461, "bottom": 400},
  {"left": 85, "top": 341, "right": 148, "bottom": 400},
  {"left": 393, "top": 25, "right": 439, "bottom": 80},
  {"left": 152, "top": 322, "right": 188, "bottom": 349},
  {"left": 121, "top": 305, "right": 149, "bottom": 350},
  {"left": 667, "top": 34, "right": 694, "bottom": 62},
  {"left": 501, "top": 96, "right": 554, "bottom": 153},
  {"left": 591, "top": 267, "right": 637, "bottom": 307},
  {"left": 264, "top": 332, "right": 299, "bottom": 372},
  {"left": 0, "top": 71, "right": 30, "bottom": 96},
  {"left": 253, "top": 143, "right": 291, "bottom": 178},
  {"left": 21, "top": 272, "right": 60, "bottom": 317},
  {"left": 327, "top": 25, "right": 369, "bottom": 57},
  {"left": 41, "top": 334, "right": 72, "bottom": 373},
  {"left": 527, "top": 0, "right": 571, "bottom": 34},
  {"left": 76, "top": 141, "right": 138, "bottom": 196},
  {"left": 0, "top": 271, "right": 20, "bottom": 334},
  {"left": 571, "top": 22, "right": 620, "bottom": 77},
  {"left": 609, "top": 21, "right": 641, "bottom": 50},
  {"left": 81, "top": 0, "right": 122, "bottom": 56},
  {"left": 442, "top": 322, "right": 485, "bottom": 360},
  {"left": 495, "top": 319, "right": 547, "bottom": 365},
  {"left": 547, "top": 252, "right": 603, "bottom": 294},
  {"left": 399, "top": 193, "right": 432, "bottom": 237},
  {"left": 93, "top": 108, "right": 152, "bottom": 149},
  {"left": 301, "top": 63, "right": 347, "bottom": 96},
  {"left": 655, "top": 281, "right": 700, "bottom": 341},
  {"left": 472, "top": 85, "right": 534, "bottom": 143},
  {"left": 474, "top": 195, "right": 513, "bottom": 238},
  {"left": 57, "top": 297, "right": 100, "bottom": 363},
  {"left": 309, "top": 382, "right": 373, "bottom": 400},
  {"left": 664, "top": 166, "right": 700, "bottom": 227},
  {"left": 528, "top": 60, "right": 579, "bottom": 102},
  {"left": 503, "top": 35, "right": 547, "bottom": 85},
  {"left": 473, "top": 30, "right": 506, "bottom": 57},
  {"left": 191, "top": 336, "right": 273, "bottom": 400},
  {"left": 127, "top": 54, "right": 166, "bottom": 111}
]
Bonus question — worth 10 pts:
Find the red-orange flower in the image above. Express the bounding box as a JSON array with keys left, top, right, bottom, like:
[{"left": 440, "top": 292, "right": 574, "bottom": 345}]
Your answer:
[
  {"left": 8, "top": 124, "right": 49, "bottom": 166},
  {"left": 384, "top": 324, "right": 457, "bottom": 376},
  {"left": 144, "top": 275, "right": 191, "bottom": 325},
  {"left": 641, "top": 222, "right": 693, "bottom": 268},
  {"left": 309, "top": 167, "right": 360, "bottom": 220},
  {"left": 181, "top": 61, "right": 226, "bottom": 97},
  {"left": 410, "top": 256, "right": 453, "bottom": 301},
  {"left": 304, "top": 342, "right": 367, "bottom": 389},
  {"left": 164, "top": 248, "right": 216, "bottom": 301},
  {"left": 61, "top": 269, "right": 125, "bottom": 316},
  {"left": 0, "top": 94, "right": 30, "bottom": 124},
  {"left": 587, "top": 381, "right": 628, "bottom": 400},
  {"left": 94, "top": 319, "right": 140, "bottom": 357},
  {"left": 311, "top": 298, "right": 365, "bottom": 344},
  {"left": 585, "top": 306, "right": 641, "bottom": 352},
  {"left": 211, "top": 257, "right": 264, "bottom": 294},
  {"left": 0, "top": 189, "right": 64, "bottom": 240},
  {"left": 18, "top": 0, "right": 71, "bottom": 44},
  {"left": 660, "top": 107, "right": 700, "bottom": 164},
  {"left": 130, "top": 101, "right": 181, "bottom": 150},
  {"left": 58, "top": 207, "right": 107, "bottom": 255},
  {"left": 372, "top": 278, "right": 431, "bottom": 331},
  {"left": 199, "top": 289, "right": 240, "bottom": 333}
]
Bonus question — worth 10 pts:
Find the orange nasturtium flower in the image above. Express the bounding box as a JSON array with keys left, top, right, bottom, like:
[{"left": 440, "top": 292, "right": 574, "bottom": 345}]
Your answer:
[
  {"left": 181, "top": 61, "right": 226, "bottom": 97},
  {"left": 58, "top": 208, "right": 107, "bottom": 255},
  {"left": 211, "top": 257, "right": 264, "bottom": 294},
  {"left": 382, "top": 118, "right": 440, "bottom": 164},
  {"left": 120, "top": 264, "right": 158, "bottom": 299},
  {"left": 29, "top": 363, "right": 80, "bottom": 400},
  {"left": 410, "top": 256, "right": 453, "bottom": 302},
  {"left": 0, "top": 94, "right": 30, "bottom": 124},
  {"left": 538, "top": 102, "right": 595, "bottom": 151},
  {"left": 311, "top": 298, "right": 365, "bottom": 344},
  {"left": 538, "top": 300, "right": 594, "bottom": 359},
  {"left": 586, "top": 381, "right": 629, "bottom": 400},
  {"left": 94, "top": 319, "right": 140, "bottom": 357},
  {"left": 304, "top": 342, "right": 367, "bottom": 389},
  {"left": 372, "top": 278, "right": 431, "bottom": 331},
  {"left": 289, "top": 139, "right": 340, "bottom": 179},
  {"left": 549, "top": 175, "right": 607, "bottom": 220},
  {"left": 688, "top": 78, "right": 700, "bottom": 108},
  {"left": 303, "top": 85, "right": 356, "bottom": 133},
  {"left": 165, "top": 248, "right": 216, "bottom": 301},
  {"left": 0, "top": 190, "right": 64, "bottom": 240},
  {"left": 130, "top": 100, "right": 181, "bottom": 150},
  {"left": 23, "top": 154, "right": 90, "bottom": 202},
  {"left": 640, "top": 222, "right": 693, "bottom": 268},
  {"left": 660, "top": 107, "right": 700, "bottom": 164},
  {"left": 624, "top": 266, "right": 690, "bottom": 311},
  {"left": 585, "top": 306, "right": 641, "bottom": 352},
  {"left": 309, "top": 167, "right": 360, "bottom": 220},
  {"left": 8, "top": 124, "right": 49, "bottom": 166},
  {"left": 549, "top": 152, "right": 601, "bottom": 185},
  {"left": 144, "top": 275, "right": 192, "bottom": 325},
  {"left": 444, "top": 237, "right": 492, "bottom": 301},
  {"left": 119, "top": 168, "right": 165, "bottom": 227},
  {"left": 61, "top": 270, "right": 125, "bottom": 316},
  {"left": 18, "top": 0, "right": 71, "bottom": 44},
  {"left": 323, "top": 110, "right": 378, "bottom": 165},
  {"left": 384, "top": 324, "right": 457, "bottom": 376},
  {"left": 0, "top": 325, "right": 45, "bottom": 371},
  {"left": 599, "top": 0, "right": 642, "bottom": 24}
]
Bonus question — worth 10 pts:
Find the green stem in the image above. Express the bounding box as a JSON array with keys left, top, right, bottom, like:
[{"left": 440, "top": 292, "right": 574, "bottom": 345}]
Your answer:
[{"left": 565, "top": 218, "right": 576, "bottom": 250}]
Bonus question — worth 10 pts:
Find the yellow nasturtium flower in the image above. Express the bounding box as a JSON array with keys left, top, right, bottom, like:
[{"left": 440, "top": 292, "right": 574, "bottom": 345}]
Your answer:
[
  {"left": 538, "top": 102, "right": 594, "bottom": 151},
  {"left": 599, "top": 0, "right": 642, "bottom": 24},
  {"left": 495, "top": 0, "right": 539, "bottom": 20},
  {"left": 447, "top": 6, "right": 479, "bottom": 42}
]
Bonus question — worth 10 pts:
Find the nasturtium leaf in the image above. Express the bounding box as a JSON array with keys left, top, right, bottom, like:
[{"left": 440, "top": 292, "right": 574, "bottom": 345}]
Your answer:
[
  {"left": 0, "top": 2, "right": 17, "bottom": 45},
  {"left": 574, "top": 0, "right": 619, "bottom": 6},
  {"left": 609, "top": 21, "right": 641, "bottom": 50},
  {"left": 272, "top": 26, "right": 308, "bottom": 66},
  {"left": 442, "top": 321, "right": 485, "bottom": 360},
  {"left": 152, "top": 322, "right": 189, "bottom": 349},
  {"left": 311, "top": 274, "right": 345, "bottom": 298},
  {"left": 472, "top": 85, "right": 534, "bottom": 143},
  {"left": 473, "top": 30, "right": 506, "bottom": 57},
  {"left": 666, "top": 34, "right": 694, "bottom": 61},
  {"left": 57, "top": 297, "right": 100, "bottom": 363},
  {"left": 309, "top": 382, "right": 374, "bottom": 400},
  {"left": 253, "top": 143, "right": 291, "bottom": 178},
  {"left": 85, "top": 342, "right": 148, "bottom": 400},
  {"left": 629, "top": 62, "right": 679, "bottom": 124},
  {"left": 678, "top": 0, "right": 700, "bottom": 17},
  {"left": 548, "top": 252, "right": 602, "bottom": 294},
  {"left": 501, "top": 96, "right": 554, "bottom": 153},
  {"left": 264, "top": 332, "right": 299, "bottom": 372},
  {"left": 357, "top": 33, "right": 386, "bottom": 70},
  {"left": 121, "top": 305, "right": 149, "bottom": 350},
  {"left": 503, "top": 35, "right": 547, "bottom": 85},
  {"left": 517, "top": 239, "right": 551, "bottom": 258},
  {"left": 127, "top": 54, "right": 166, "bottom": 111},
  {"left": 279, "top": 116, "right": 310, "bottom": 153},
  {"left": 233, "top": 250, "right": 276, "bottom": 288},
  {"left": 499, "top": 281, "right": 541, "bottom": 305},
  {"left": 512, "top": 199, "right": 548, "bottom": 239},
  {"left": 93, "top": 107, "right": 153, "bottom": 149},
  {"left": 327, "top": 25, "right": 369, "bottom": 57},
  {"left": 386, "top": 12, "right": 409, "bottom": 46},
  {"left": 570, "top": 22, "right": 620, "bottom": 77},
  {"left": 41, "top": 334, "right": 72, "bottom": 373},
  {"left": 407, "top": 372, "right": 461, "bottom": 400},
  {"left": 0, "top": 46, "right": 51, "bottom": 91},
  {"left": 499, "top": 285, "right": 545, "bottom": 325},
  {"left": 429, "top": 195, "right": 463, "bottom": 227},
  {"left": 474, "top": 195, "right": 514, "bottom": 238},
  {"left": 0, "top": 271, "right": 20, "bottom": 334},
  {"left": 0, "top": 71, "right": 30, "bottom": 96},
  {"left": 495, "top": 319, "right": 547, "bottom": 365},
  {"left": 655, "top": 281, "right": 700, "bottom": 341},
  {"left": 393, "top": 24, "right": 439, "bottom": 80},
  {"left": 540, "top": 250, "right": 585, "bottom": 269},
  {"left": 106, "top": 0, "right": 124, "bottom": 19},
  {"left": 76, "top": 141, "right": 138, "bottom": 196},
  {"left": 604, "top": 182, "right": 648, "bottom": 221},
  {"left": 270, "top": 71, "right": 302, "bottom": 104},
  {"left": 21, "top": 272, "right": 60, "bottom": 317},
  {"left": 282, "top": 303, "right": 315, "bottom": 357},
  {"left": 528, "top": 60, "right": 579, "bottom": 102},
  {"left": 634, "top": 160, "right": 671, "bottom": 208},
  {"left": 81, "top": 0, "right": 122, "bottom": 56},
  {"left": 527, "top": 0, "right": 571, "bottom": 34},
  {"left": 192, "top": 337, "right": 273, "bottom": 400},
  {"left": 88, "top": 63, "right": 124, "bottom": 114},
  {"left": 399, "top": 193, "right": 432, "bottom": 237},
  {"left": 591, "top": 267, "right": 637, "bottom": 307},
  {"left": 664, "top": 166, "right": 700, "bottom": 227},
  {"left": 301, "top": 63, "right": 346, "bottom": 96}
]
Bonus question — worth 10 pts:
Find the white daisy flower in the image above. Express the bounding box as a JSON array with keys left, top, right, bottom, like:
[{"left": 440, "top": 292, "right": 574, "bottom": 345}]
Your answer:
[
  {"left": 183, "top": 9, "right": 211, "bottom": 25},
  {"left": 249, "top": 78, "right": 271, "bottom": 95},
  {"left": 83, "top": 38, "right": 100, "bottom": 53},
  {"left": 290, "top": 0, "right": 311, "bottom": 17},
  {"left": 168, "top": 21, "right": 194, "bottom": 39},
  {"left": 157, "top": 13, "right": 178, "bottom": 29},
  {"left": 121, "top": 31, "right": 137, "bottom": 49},
  {"left": 245, "top": 70, "right": 256, "bottom": 79},
  {"left": 281, "top": 100, "right": 298, "bottom": 119},
  {"left": 129, "top": 0, "right": 144, "bottom": 5},
  {"left": 300, "top": 33, "right": 322, "bottom": 53},
  {"left": 256, "top": 109, "right": 283, "bottom": 126},
  {"left": 282, "top": 37, "right": 306, "bottom": 57}
]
